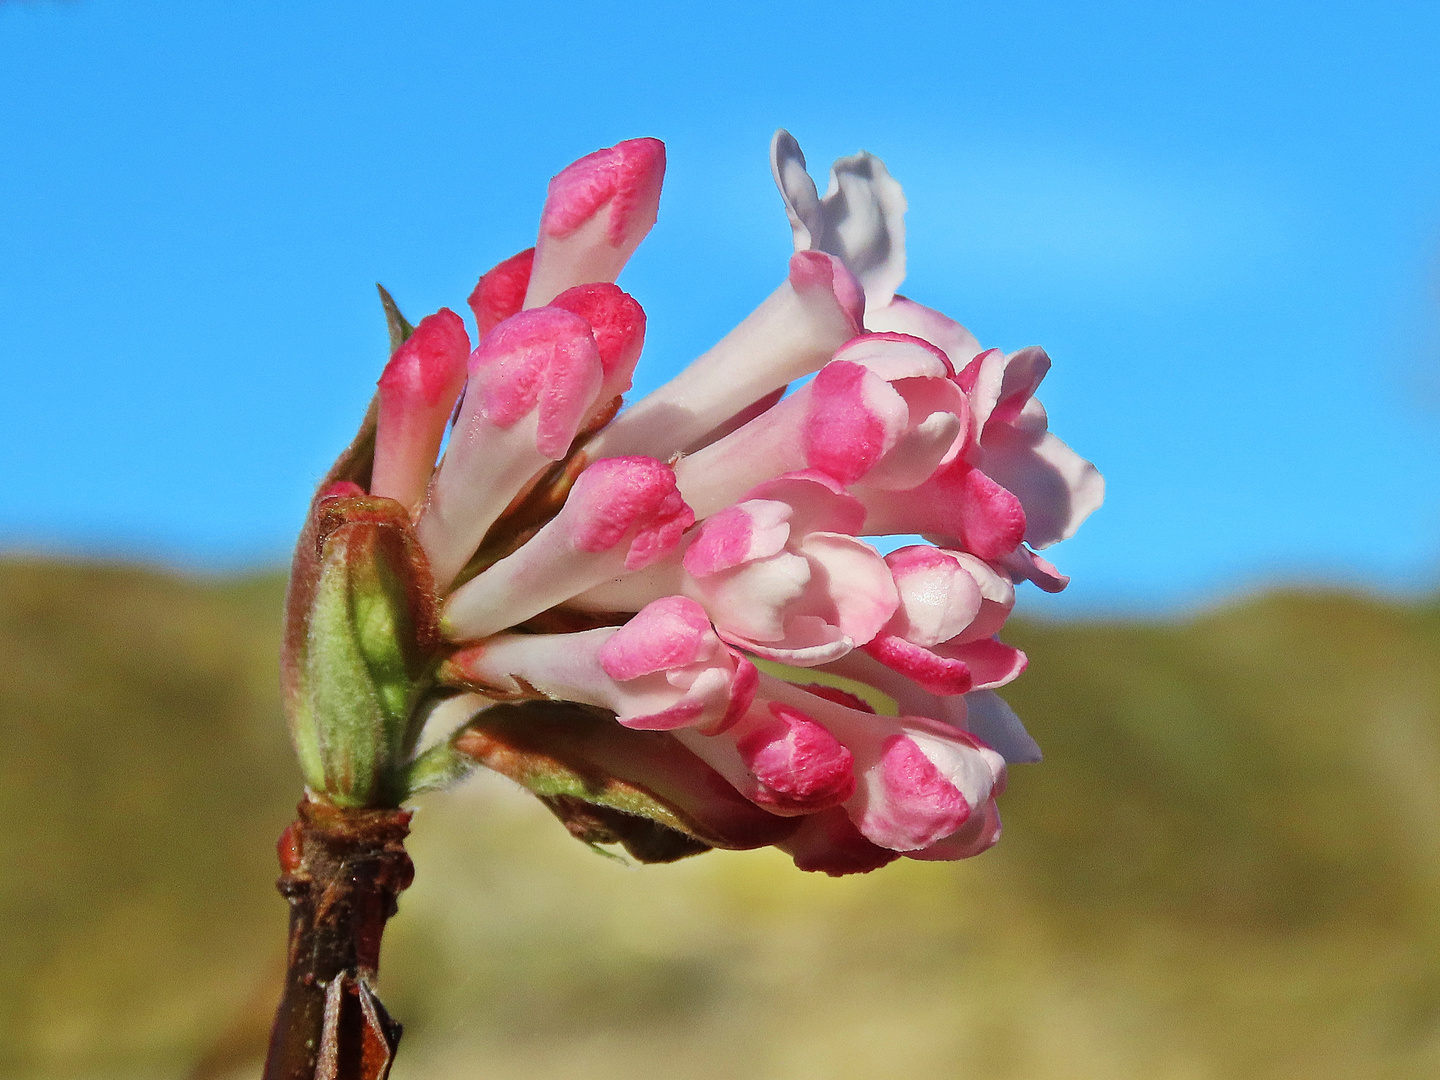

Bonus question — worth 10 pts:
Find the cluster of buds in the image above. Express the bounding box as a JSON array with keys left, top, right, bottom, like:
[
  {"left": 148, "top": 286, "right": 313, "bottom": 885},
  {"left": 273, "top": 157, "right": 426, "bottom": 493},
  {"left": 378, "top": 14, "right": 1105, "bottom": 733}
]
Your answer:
[{"left": 282, "top": 132, "right": 1102, "bottom": 875}]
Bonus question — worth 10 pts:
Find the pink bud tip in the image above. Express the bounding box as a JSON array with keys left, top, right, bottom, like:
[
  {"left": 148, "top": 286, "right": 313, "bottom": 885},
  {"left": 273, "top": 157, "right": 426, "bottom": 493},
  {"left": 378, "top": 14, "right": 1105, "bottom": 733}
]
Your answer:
[
  {"left": 549, "top": 282, "right": 647, "bottom": 385},
  {"left": 682, "top": 500, "right": 790, "bottom": 578},
  {"left": 471, "top": 307, "right": 603, "bottom": 458},
  {"left": 377, "top": 308, "right": 470, "bottom": 406},
  {"left": 868, "top": 735, "right": 971, "bottom": 850},
  {"left": 802, "top": 360, "right": 896, "bottom": 485},
  {"left": 468, "top": 248, "right": 535, "bottom": 338},
  {"left": 541, "top": 137, "right": 666, "bottom": 244},
  {"left": 565, "top": 457, "right": 696, "bottom": 569},
  {"left": 599, "top": 595, "right": 714, "bottom": 681},
  {"left": 736, "top": 703, "right": 856, "bottom": 813}
]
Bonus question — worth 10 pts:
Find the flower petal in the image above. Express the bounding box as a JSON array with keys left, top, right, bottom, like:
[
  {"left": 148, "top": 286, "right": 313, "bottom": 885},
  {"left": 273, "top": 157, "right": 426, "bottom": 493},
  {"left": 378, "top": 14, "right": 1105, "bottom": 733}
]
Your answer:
[
  {"left": 770, "top": 129, "right": 907, "bottom": 315},
  {"left": 866, "top": 295, "right": 982, "bottom": 369}
]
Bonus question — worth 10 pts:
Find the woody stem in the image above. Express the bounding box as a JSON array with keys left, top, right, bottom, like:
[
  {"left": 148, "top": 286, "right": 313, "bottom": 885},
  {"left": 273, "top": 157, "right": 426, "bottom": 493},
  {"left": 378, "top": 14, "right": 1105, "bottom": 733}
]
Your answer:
[{"left": 262, "top": 796, "right": 414, "bottom": 1080}]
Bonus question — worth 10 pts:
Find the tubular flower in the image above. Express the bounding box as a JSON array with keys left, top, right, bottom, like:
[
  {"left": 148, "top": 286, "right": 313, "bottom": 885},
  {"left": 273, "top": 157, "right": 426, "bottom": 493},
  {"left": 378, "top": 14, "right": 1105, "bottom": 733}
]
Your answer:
[
  {"left": 282, "top": 131, "right": 1101, "bottom": 876},
  {"left": 573, "top": 471, "right": 898, "bottom": 666}
]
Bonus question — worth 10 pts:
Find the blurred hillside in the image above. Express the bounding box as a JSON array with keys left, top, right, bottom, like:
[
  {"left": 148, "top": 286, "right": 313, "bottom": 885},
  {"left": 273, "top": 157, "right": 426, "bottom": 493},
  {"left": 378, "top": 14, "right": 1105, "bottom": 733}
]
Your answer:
[{"left": 1, "top": 556, "right": 1438, "bottom": 1080}]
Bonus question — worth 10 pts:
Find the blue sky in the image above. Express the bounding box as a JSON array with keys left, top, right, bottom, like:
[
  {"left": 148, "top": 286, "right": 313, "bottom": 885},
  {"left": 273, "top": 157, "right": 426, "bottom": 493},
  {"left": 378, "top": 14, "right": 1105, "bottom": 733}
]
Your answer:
[{"left": 2, "top": 0, "right": 1437, "bottom": 613}]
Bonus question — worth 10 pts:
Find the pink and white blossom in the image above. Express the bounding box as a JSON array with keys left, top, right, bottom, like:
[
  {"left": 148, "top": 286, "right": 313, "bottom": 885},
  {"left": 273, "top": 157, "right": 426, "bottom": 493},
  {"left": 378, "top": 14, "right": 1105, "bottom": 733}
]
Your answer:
[
  {"left": 957, "top": 345, "right": 1106, "bottom": 551},
  {"left": 574, "top": 472, "right": 897, "bottom": 666},
  {"left": 770, "top": 129, "right": 906, "bottom": 318},
  {"left": 443, "top": 455, "right": 693, "bottom": 640},
  {"left": 293, "top": 131, "right": 1100, "bottom": 876},
  {"left": 672, "top": 333, "right": 968, "bottom": 518},
  {"left": 860, "top": 545, "right": 1026, "bottom": 696},
  {"left": 442, "top": 596, "right": 756, "bottom": 734}
]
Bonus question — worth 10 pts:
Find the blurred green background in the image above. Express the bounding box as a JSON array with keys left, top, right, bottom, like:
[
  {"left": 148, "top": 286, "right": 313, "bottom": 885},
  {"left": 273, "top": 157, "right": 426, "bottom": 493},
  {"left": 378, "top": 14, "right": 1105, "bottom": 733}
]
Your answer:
[{"left": 3, "top": 555, "right": 1438, "bottom": 1079}]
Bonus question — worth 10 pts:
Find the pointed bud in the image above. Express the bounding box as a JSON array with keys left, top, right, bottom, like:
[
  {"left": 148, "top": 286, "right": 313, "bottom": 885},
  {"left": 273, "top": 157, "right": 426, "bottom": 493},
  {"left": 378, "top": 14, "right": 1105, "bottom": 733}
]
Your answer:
[
  {"left": 371, "top": 308, "right": 470, "bottom": 514},
  {"left": 675, "top": 700, "right": 856, "bottom": 816},
  {"left": 549, "top": 282, "right": 647, "bottom": 406},
  {"left": 524, "top": 138, "right": 666, "bottom": 308},
  {"left": 468, "top": 248, "right": 535, "bottom": 337},
  {"left": 417, "top": 307, "right": 605, "bottom": 589},
  {"left": 442, "top": 456, "right": 693, "bottom": 640}
]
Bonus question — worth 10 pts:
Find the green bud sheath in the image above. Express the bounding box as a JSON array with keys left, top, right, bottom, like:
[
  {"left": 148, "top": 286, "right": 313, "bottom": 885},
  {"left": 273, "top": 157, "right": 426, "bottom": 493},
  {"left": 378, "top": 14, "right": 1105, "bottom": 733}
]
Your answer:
[{"left": 284, "top": 490, "right": 440, "bottom": 807}]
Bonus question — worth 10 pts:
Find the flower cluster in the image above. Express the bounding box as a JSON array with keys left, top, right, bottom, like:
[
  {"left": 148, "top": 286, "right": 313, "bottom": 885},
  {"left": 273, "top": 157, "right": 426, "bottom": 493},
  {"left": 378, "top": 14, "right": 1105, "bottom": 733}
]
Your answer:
[{"left": 282, "top": 132, "right": 1102, "bottom": 874}]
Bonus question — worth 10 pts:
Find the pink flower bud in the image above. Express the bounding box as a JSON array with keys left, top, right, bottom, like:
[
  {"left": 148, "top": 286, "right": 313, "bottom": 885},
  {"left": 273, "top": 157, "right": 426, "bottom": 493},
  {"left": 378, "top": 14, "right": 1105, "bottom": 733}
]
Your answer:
[
  {"left": 733, "top": 702, "right": 857, "bottom": 811},
  {"left": 672, "top": 333, "right": 967, "bottom": 518},
  {"left": 443, "top": 456, "right": 694, "bottom": 640},
  {"left": 370, "top": 308, "right": 471, "bottom": 514},
  {"left": 472, "top": 308, "right": 604, "bottom": 455},
  {"left": 549, "top": 282, "right": 647, "bottom": 407},
  {"left": 441, "top": 596, "right": 755, "bottom": 734},
  {"left": 776, "top": 806, "right": 900, "bottom": 875},
  {"left": 860, "top": 545, "right": 1024, "bottom": 695},
  {"left": 524, "top": 138, "right": 666, "bottom": 308},
  {"left": 468, "top": 247, "right": 534, "bottom": 337},
  {"left": 417, "top": 307, "right": 605, "bottom": 589},
  {"left": 674, "top": 699, "right": 856, "bottom": 815},
  {"left": 865, "top": 734, "right": 973, "bottom": 850}
]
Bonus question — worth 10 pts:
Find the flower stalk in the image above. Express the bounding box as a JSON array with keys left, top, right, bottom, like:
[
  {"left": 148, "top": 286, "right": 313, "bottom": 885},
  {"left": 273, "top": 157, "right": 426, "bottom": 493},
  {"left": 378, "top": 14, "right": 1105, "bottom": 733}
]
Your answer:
[{"left": 262, "top": 798, "right": 414, "bottom": 1080}]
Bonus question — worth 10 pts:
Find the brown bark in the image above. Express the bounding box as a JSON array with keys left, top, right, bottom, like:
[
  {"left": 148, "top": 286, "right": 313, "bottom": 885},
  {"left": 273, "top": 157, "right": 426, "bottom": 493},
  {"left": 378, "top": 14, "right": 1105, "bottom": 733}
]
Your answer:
[{"left": 262, "top": 797, "right": 414, "bottom": 1080}]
